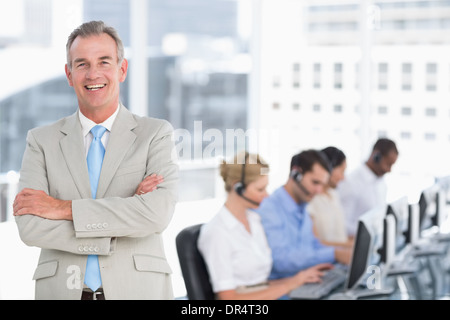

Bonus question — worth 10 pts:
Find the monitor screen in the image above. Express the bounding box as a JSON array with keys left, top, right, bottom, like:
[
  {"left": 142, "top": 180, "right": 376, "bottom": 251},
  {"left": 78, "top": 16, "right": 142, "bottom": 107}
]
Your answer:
[
  {"left": 436, "top": 175, "right": 450, "bottom": 204},
  {"left": 345, "top": 219, "right": 372, "bottom": 291},
  {"left": 406, "top": 202, "right": 420, "bottom": 245},
  {"left": 386, "top": 196, "right": 409, "bottom": 255},
  {"left": 418, "top": 184, "right": 440, "bottom": 232},
  {"left": 344, "top": 206, "right": 386, "bottom": 291}
]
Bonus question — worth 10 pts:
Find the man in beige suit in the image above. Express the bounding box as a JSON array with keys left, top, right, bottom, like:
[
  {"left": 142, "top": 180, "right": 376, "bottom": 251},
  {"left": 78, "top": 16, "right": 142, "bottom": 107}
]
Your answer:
[{"left": 13, "top": 21, "right": 178, "bottom": 300}]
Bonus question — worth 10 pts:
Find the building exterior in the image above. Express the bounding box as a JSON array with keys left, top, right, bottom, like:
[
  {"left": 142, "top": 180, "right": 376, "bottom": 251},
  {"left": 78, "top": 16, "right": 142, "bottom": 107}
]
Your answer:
[{"left": 258, "top": 0, "right": 450, "bottom": 192}]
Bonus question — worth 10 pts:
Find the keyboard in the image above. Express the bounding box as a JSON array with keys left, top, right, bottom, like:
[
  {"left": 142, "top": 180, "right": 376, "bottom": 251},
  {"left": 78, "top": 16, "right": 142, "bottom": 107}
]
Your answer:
[{"left": 289, "top": 267, "right": 347, "bottom": 300}]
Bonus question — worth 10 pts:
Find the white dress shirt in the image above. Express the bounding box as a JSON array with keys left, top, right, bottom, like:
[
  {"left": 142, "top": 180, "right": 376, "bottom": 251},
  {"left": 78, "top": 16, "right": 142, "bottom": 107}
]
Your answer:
[
  {"left": 337, "top": 163, "right": 387, "bottom": 237},
  {"left": 78, "top": 105, "right": 120, "bottom": 155},
  {"left": 198, "top": 206, "right": 272, "bottom": 293},
  {"left": 78, "top": 106, "right": 119, "bottom": 291},
  {"left": 307, "top": 188, "right": 348, "bottom": 243}
]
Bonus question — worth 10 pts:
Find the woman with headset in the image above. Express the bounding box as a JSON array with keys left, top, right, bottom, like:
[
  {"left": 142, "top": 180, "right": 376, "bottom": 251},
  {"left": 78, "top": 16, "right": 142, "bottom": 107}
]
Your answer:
[
  {"left": 197, "top": 151, "right": 333, "bottom": 300},
  {"left": 308, "top": 146, "right": 354, "bottom": 248}
]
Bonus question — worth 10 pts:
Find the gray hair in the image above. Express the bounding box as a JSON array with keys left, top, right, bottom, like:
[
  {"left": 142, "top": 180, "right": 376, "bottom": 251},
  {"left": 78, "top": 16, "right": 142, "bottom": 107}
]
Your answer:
[{"left": 66, "top": 20, "right": 124, "bottom": 69}]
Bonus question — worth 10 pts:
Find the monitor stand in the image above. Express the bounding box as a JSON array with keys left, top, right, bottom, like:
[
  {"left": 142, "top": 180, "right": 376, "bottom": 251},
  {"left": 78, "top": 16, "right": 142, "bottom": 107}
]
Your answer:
[
  {"left": 412, "top": 242, "right": 447, "bottom": 257},
  {"left": 387, "top": 262, "right": 420, "bottom": 276},
  {"left": 434, "top": 233, "right": 450, "bottom": 242}
]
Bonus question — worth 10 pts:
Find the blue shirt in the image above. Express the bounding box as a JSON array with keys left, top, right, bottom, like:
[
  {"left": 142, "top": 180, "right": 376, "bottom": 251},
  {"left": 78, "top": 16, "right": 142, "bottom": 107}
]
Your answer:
[{"left": 256, "top": 186, "right": 335, "bottom": 279}]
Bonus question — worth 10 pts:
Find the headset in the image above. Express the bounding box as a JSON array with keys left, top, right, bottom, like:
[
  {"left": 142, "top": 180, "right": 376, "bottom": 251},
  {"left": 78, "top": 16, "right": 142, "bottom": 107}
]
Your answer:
[
  {"left": 234, "top": 153, "right": 261, "bottom": 206},
  {"left": 290, "top": 169, "right": 311, "bottom": 196},
  {"left": 373, "top": 151, "right": 382, "bottom": 164}
]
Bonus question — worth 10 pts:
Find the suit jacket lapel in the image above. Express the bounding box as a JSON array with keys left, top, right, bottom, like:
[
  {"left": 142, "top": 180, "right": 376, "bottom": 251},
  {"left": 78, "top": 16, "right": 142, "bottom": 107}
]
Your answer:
[
  {"left": 96, "top": 104, "right": 137, "bottom": 198},
  {"left": 60, "top": 111, "right": 92, "bottom": 199}
]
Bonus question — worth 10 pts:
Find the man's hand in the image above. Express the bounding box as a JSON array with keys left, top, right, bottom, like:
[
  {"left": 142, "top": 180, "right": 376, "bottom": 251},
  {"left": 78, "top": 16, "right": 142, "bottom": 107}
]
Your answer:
[
  {"left": 135, "top": 173, "right": 164, "bottom": 195},
  {"left": 13, "top": 188, "right": 72, "bottom": 220}
]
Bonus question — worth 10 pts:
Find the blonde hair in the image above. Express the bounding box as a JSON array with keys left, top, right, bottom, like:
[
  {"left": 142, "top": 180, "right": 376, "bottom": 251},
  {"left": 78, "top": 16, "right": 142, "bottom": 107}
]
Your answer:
[{"left": 220, "top": 151, "right": 269, "bottom": 192}]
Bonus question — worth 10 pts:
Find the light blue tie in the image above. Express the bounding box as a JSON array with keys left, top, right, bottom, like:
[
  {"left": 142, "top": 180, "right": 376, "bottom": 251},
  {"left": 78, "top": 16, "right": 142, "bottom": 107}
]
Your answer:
[{"left": 84, "top": 125, "right": 107, "bottom": 291}]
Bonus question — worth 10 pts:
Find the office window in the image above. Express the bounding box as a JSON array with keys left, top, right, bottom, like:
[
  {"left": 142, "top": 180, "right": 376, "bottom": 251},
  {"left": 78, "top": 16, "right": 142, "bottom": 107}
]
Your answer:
[
  {"left": 377, "top": 105, "right": 388, "bottom": 114},
  {"left": 378, "top": 63, "right": 388, "bottom": 90},
  {"left": 449, "top": 65, "right": 450, "bottom": 91},
  {"left": 426, "top": 63, "right": 437, "bottom": 91},
  {"left": 293, "top": 63, "right": 300, "bottom": 88},
  {"left": 313, "top": 63, "right": 321, "bottom": 88},
  {"left": 425, "top": 107, "right": 437, "bottom": 117},
  {"left": 273, "top": 75, "right": 281, "bottom": 88},
  {"left": 292, "top": 103, "right": 300, "bottom": 111},
  {"left": 425, "top": 132, "right": 436, "bottom": 140},
  {"left": 272, "top": 102, "right": 280, "bottom": 110},
  {"left": 401, "top": 131, "right": 411, "bottom": 139},
  {"left": 401, "top": 63, "right": 412, "bottom": 91},
  {"left": 313, "top": 103, "right": 321, "bottom": 112},
  {"left": 334, "top": 104, "right": 343, "bottom": 112},
  {"left": 401, "top": 106, "right": 412, "bottom": 115},
  {"left": 334, "top": 63, "right": 343, "bottom": 89},
  {"left": 401, "top": 106, "right": 412, "bottom": 116},
  {"left": 377, "top": 130, "right": 388, "bottom": 137}
]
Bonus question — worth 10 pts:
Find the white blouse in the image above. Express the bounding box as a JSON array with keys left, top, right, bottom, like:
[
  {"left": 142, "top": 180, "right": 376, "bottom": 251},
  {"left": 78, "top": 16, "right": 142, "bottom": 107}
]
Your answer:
[
  {"left": 307, "top": 188, "right": 348, "bottom": 243},
  {"left": 197, "top": 206, "right": 272, "bottom": 293}
]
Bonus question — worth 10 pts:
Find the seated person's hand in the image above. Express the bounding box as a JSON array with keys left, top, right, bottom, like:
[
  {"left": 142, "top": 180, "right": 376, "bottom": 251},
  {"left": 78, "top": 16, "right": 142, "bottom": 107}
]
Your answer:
[
  {"left": 294, "top": 262, "right": 334, "bottom": 286},
  {"left": 335, "top": 247, "right": 352, "bottom": 265}
]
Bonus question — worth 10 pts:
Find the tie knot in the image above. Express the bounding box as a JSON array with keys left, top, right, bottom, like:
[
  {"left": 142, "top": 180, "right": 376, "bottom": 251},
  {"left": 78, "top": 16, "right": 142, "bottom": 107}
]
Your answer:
[{"left": 91, "top": 125, "right": 107, "bottom": 139}]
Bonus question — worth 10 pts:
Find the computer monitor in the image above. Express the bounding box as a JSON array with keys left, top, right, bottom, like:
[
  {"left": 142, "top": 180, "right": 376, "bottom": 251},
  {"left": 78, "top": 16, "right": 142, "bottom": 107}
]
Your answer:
[
  {"left": 418, "top": 184, "right": 442, "bottom": 232},
  {"left": 405, "top": 203, "right": 420, "bottom": 245},
  {"left": 377, "top": 211, "right": 396, "bottom": 268},
  {"left": 329, "top": 206, "right": 395, "bottom": 299},
  {"left": 436, "top": 175, "right": 450, "bottom": 205},
  {"left": 385, "top": 196, "right": 409, "bottom": 255},
  {"left": 345, "top": 219, "right": 373, "bottom": 291},
  {"left": 349, "top": 206, "right": 395, "bottom": 284}
]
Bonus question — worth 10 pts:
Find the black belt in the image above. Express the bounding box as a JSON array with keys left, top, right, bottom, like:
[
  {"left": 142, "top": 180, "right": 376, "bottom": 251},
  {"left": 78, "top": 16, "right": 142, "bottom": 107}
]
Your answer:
[{"left": 81, "top": 289, "right": 105, "bottom": 300}]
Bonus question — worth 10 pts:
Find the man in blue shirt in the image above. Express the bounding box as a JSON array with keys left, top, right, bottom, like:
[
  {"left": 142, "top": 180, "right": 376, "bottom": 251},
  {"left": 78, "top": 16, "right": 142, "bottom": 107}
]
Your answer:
[{"left": 256, "top": 149, "right": 352, "bottom": 280}]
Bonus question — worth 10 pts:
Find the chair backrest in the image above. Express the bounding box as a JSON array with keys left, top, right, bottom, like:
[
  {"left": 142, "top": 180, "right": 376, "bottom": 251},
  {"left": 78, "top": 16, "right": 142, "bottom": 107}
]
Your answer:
[{"left": 176, "top": 223, "right": 215, "bottom": 300}]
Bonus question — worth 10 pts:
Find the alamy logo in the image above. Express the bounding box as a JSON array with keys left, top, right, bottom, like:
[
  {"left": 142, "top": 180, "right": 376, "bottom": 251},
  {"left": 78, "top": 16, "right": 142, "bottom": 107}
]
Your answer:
[
  {"left": 365, "top": 265, "right": 382, "bottom": 290},
  {"left": 66, "top": 265, "right": 82, "bottom": 290}
]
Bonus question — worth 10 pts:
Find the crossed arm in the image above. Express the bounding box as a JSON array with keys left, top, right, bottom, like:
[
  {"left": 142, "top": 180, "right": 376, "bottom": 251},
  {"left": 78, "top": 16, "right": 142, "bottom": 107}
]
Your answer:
[{"left": 13, "top": 174, "right": 164, "bottom": 221}]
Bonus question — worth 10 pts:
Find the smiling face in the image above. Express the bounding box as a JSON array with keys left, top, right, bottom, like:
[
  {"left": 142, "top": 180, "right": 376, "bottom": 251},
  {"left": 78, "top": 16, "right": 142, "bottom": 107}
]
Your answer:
[{"left": 65, "top": 33, "right": 128, "bottom": 122}]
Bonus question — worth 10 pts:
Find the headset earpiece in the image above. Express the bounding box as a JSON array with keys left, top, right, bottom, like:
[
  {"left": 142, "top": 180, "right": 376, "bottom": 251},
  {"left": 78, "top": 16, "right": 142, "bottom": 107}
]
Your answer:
[
  {"left": 373, "top": 151, "right": 381, "bottom": 164},
  {"left": 290, "top": 169, "right": 311, "bottom": 196},
  {"left": 234, "top": 153, "right": 261, "bottom": 206},
  {"left": 290, "top": 169, "right": 302, "bottom": 182},
  {"left": 234, "top": 182, "right": 244, "bottom": 195}
]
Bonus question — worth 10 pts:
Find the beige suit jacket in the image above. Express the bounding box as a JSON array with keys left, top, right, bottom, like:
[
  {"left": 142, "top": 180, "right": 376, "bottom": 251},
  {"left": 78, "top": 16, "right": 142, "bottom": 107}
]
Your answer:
[{"left": 15, "top": 104, "right": 178, "bottom": 300}]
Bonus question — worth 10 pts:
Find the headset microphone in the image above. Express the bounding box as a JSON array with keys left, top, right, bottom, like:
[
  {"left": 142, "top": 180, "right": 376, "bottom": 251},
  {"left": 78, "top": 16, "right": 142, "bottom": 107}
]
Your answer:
[
  {"left": 234, "top": 153, "right": 261, "bottom": 206},
  {"left": 235, "top": 182, "right": 261, "bottom": 206},
  {"left": 290, "top": 169, "right": 311, "bottom": 196}
]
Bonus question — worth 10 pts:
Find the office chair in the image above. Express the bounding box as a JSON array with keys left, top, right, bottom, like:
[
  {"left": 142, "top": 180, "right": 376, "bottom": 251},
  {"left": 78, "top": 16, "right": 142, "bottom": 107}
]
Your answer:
[{"left": 176, "top": 224, "right": 215, "bottom": 300}]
